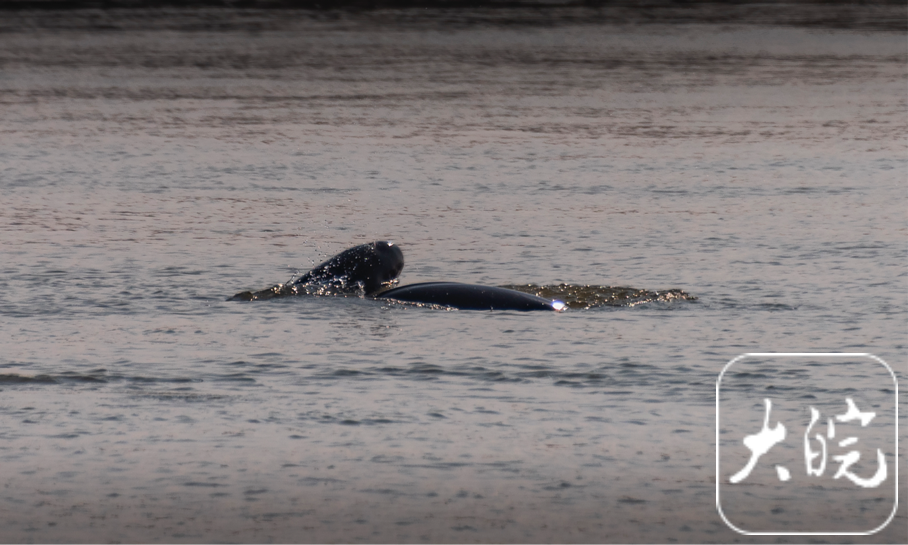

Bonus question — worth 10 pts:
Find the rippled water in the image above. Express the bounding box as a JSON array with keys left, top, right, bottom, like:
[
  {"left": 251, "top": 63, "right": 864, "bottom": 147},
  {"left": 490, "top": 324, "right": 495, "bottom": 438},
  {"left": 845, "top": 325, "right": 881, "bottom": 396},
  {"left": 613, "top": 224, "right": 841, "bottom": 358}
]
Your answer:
[{"left": 0, "top": 7, "right": 905, "bottom": 543}]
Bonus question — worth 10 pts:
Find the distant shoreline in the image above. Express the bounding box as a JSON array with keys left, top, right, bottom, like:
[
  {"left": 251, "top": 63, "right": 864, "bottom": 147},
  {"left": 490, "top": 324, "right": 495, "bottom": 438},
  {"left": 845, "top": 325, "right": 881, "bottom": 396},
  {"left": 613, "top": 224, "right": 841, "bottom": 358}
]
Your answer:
[
  {"left": 0, "top": 1, "right": 904, "bottom": 32},
  {"left": 1, "top": 0, "right": 905, "bottom": 9}
]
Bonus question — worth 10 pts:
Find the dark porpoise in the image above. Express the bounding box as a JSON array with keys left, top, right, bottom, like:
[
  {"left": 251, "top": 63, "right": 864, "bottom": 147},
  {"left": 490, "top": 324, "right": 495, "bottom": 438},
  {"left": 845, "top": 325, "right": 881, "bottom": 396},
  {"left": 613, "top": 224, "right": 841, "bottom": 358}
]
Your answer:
[
  {"left": 376, "top": 282, "right": 565, "bottom": 311},
  {"left": 295, "top": 240, "right": 404, "bottom": 295},
  {"left": 230, "top": 241, "right": 404, "bottom": 301},
  {"left": 231, "top": 241, "right": 565, "bottom": 311}
]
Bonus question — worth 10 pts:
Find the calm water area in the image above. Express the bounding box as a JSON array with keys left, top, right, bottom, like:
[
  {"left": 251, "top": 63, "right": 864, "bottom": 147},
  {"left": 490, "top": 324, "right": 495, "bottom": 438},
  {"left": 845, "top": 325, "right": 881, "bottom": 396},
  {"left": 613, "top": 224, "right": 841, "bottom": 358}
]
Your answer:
[{"left": 0, "top": 6, "right": 905, "bottom": 543}]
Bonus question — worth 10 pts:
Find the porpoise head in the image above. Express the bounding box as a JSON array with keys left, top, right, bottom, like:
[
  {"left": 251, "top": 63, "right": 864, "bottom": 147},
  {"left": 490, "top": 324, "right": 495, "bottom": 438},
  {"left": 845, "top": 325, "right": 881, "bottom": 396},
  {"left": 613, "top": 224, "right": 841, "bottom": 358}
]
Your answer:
[
  {"left": 372, "top": 241, "right": 405, "bottom": 286},
  {"left": 294, "top": 240, "right": 404, "bottom": 295}
]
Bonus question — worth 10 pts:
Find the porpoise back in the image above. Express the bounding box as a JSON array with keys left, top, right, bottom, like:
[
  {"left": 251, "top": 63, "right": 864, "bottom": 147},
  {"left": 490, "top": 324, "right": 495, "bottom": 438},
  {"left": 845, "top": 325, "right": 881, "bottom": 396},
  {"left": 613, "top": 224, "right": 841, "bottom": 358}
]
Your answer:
[{"left": 376, "top": 282, "right": 565, "bottom": 311}]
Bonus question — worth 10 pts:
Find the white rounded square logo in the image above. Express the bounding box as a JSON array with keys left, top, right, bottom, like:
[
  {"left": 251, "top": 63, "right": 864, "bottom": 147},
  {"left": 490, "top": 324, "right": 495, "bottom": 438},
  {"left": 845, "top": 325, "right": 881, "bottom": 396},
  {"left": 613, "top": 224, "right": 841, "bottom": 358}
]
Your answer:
[{"left": 716, "top": 353, "right": 898, "bottom": 535}]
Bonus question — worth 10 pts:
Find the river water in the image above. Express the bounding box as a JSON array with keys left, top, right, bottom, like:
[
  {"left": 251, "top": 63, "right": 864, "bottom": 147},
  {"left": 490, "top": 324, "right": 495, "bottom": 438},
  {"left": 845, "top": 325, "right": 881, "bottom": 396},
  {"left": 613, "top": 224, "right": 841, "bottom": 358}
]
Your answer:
[{"left": 0, "top": 7, "right": 905, "bottom": 543}]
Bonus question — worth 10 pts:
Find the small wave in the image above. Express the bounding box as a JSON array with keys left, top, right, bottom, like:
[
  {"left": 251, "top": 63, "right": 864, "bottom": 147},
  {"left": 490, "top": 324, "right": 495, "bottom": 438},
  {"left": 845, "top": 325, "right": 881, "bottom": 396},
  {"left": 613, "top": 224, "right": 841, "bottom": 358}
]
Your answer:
[
  {"left": 0, "top": 372, "right": 112, "bottom": 384},
  {"left": 130, "top": 391, "right": 229, "bottom": 402},
  {"left": 500, "top": 284, "right": 696, "bottom": 309},
  {"left": 0, "top": 372, "right": 204, "bottom": 387},
  {"left": 0, "top": 373, "right": 58, "bottom": 384}
]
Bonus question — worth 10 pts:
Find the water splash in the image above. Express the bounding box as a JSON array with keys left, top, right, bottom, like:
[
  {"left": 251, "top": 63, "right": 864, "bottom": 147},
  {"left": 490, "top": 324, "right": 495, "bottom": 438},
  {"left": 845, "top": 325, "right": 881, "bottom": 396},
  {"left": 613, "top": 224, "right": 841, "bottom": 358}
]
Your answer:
[{"left": 230, "top": 275, "right": 394, "bottom": 301}]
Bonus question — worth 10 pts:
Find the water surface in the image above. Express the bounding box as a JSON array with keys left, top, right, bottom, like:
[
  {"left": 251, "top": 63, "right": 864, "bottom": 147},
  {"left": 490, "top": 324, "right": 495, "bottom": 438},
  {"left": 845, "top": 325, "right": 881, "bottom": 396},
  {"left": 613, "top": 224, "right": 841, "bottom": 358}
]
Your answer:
[{"left": 0, "top": 8, "right": 905, "bottom": 543}]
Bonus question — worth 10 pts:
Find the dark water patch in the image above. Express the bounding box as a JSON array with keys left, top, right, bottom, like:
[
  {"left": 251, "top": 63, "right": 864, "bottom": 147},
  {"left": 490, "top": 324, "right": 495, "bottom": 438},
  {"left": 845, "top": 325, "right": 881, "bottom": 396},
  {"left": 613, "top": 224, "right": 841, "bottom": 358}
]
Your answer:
[
  {"left": 728, "top": 372, "right": 770, "bottom": 379},
  {"left": 314, "top": 359, "right": 675, "bottom": 388},
  {"left": 244, "top": 488, "right": 268, "bottom": 495},
  {"left": 130, "top": 391, "right": 229, "bottom": 402},
  {"left": 377, "top": 363, "right": 445, "bottom": 377},
  {"left": 213, "top": 373, "right": 256, "bottom": 383},
  {"left": 330, "top": 369, "right": 368, "bottom": 377},
  {"left": 371, "top": 454, "right": 405, "bottom": 464},
  {"left": 517, "top": 369, "right": 552, "bottom": 379},
  {"left": 558, "top": 371, "right": 606, "bottom": 382},
  {"left": 756, "top": 302, "right": 798, "bottom": 311},
  {"left": 297, "top": 411, "right": 405, "bottom": 426},
  {"left": 0, "top": 371, "right": 121, "bottom": 384},
  {"left": 125, "top": 376, "right": 197, "bottom": 383},
  {"left": 536, "top": 182, "right": 613, "bottom": 194},
  {"left": 480, "top": 460, "right": 523, "bottom": 472},
  {"left": 0, "top": 374, "right": 57, "bottom": 384},
  {"left": 184, "top": 482, "right": 225, "bottom": 488},
  {"left": 359, "top": 488, "right": 403, "bottom": 496},
  {"left": 403, "top": 462, "right": 471, "bottom": 470},
  {"left": 543, "top": 481, "right": 577, "bottom": 491},
  {"left": 478, "top": 421, "right": 510, "bottom": 428},
  {"left": 834, "top": 243, "right": 890, "bottom": 251},
  {"left": 299, "top": 477, "right": 344, "bottom": 486},
  {"left": 619, "top": 361, "right": 657, "bottom": 370},
  {"left": 474, "top": 369, "right": 520, "bottom": 383},
  {"left": 56, "top": 372, "right": 107, "bottom": 383},
  {"left": 1, "top": 3, "right": 904, "bottom": 33},
  {"left": 154, "top": 266, "right": 207, "bottom": 278},
  {"left": 405, "top": 363, "right": 446, "bottom": 375},
  {"left": 784, "top": 186, "right": 823, "bottom": 194},
  {"left": 763, "top": 384, "right": 799, "bottom": 391},
  {"left": 252, "top": 511, "right": 312, "bottom": 521}
]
